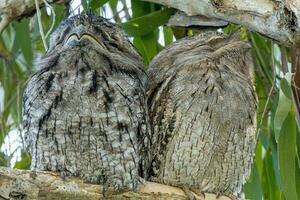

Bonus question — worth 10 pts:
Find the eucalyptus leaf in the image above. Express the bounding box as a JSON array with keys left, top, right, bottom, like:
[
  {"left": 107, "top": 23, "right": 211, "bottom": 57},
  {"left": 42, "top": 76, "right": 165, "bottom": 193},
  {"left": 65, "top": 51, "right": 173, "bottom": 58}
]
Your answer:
[
  {"left": 12, "top": 18, "right": 33, "bottom": 66},
  {"left": 244, "top": 164, "right": 263, "bottom": 200},
  {"left": 163, "top": 26, "right": 173, "bottom": 46},
  {"left": 14, "top": 151, "right": 31, "bottom": 170},
  {"left": 90, "top": 0, "right": 109, "bottom": 10},
  {"left": 133, "top": 33, "right": 158, "bottom": 66},
  {"left": 274, "top": 73, "right": 292, "bottom": 142},
  {"left": 278, "top": 112, "right": 298, "bottom": 200},
  {"left": 120, "top": 8, "right": 175, "bottom": 37}
]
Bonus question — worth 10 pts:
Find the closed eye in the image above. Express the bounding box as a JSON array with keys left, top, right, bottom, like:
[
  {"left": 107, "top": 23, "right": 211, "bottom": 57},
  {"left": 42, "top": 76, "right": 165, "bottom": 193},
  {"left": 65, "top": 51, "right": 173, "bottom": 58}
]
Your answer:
[
  {"left": 55, "top": 26, "right": 71, "bottom": 46},
  {"left": 64, "top": 32, "right": 107, "bottom": 49}
]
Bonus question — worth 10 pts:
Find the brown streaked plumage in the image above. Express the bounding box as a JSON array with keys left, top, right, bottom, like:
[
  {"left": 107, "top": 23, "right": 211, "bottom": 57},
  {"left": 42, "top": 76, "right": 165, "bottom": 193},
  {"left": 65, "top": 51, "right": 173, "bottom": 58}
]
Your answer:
[{"left": 147, "top": 32, "right": 257, "bottom": 198}]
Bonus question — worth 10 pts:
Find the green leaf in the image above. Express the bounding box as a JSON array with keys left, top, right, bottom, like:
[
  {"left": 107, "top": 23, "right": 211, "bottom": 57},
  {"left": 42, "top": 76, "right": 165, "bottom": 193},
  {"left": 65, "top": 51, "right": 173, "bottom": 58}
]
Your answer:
[
  {"left": 249, "top": 32, "right": 273, "bottom": 86},
  {"left": 296, "top": 160, "right": 300, "bottom": 200},
  {"left": 274, "top": 73, "right": 292, "bottom": 142},
  {"left": 12, "top": 18, "right": 33, "bottom": 66},
  {"left": 265, "top": 149, "right": 281, "bottom": 199},
  {"left": 278, "top": 112, "right": 298, "bottom": 200},
  {"left": 120, "top": 8, "right": 175, "bottom": 37},
  {"left": 244, "top": 164, "right": 263, "bottom": 200},
  {"left": 0, "top": 151, "right": 8, "bottom": 167},
  {"left": 163, "top": 26, "right": 173, "bottom": 46},
  {"left": 90, "top": 0, "right": 108, "bottom": 10},
  {"left": 53, "top": 4, "right": 65, "bottom": 29},
  {"left": 134, "top": 33, "right": 158, "bottom": 66},
  {"left": 131, "top": 0, "right": 153, "bottom": 18},
  {"left": 81, "top": 0, "right": 87, "bottom": 10},
  {"left": 14, "top": 151, "right": 31, "bottom": 169},
  {"left": 295, "top": 127, "right": 300, "bottom": 199}
]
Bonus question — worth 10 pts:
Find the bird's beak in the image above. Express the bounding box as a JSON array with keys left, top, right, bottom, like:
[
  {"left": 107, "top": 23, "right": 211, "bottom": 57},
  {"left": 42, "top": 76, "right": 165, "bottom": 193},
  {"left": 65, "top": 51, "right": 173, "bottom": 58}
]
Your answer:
[{"left": 64, "top": 33, "right": 106, "bottom": 49}]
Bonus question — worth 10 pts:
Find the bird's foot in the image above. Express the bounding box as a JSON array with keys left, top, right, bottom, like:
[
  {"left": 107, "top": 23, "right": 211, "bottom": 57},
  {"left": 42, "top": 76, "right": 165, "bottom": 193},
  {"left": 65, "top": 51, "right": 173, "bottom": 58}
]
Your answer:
[
  {"left": 182, "top": 186, "right": 205, "bottom": 200},
  {"left": 101, "top": 182, "right": 117, "bottom": 197},
  {"left": 57, "top": 167, "right": 72, "bottom": 181},
  {"left": 59, "top": 171, "right": 67, "bottom": 181},
  {"left": 216, "top": 193, "right": 241, "bottom": 200},
  {"left": 149, "top": 176, "right": 162, "bottom": 183},
  {"left": 29, "top": 169, "right": 37, "bottom": 179},
  {"left": 101, "top": 177, "right": 139, "bottom": 197},
  {"left": 138, "top": 177, "right": 146, "bottom": 185}
]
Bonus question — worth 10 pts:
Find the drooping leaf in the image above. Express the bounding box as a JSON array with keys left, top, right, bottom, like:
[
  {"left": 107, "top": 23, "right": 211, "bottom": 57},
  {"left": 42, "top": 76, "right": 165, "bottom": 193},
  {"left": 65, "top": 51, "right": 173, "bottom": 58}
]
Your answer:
[
  {"left": 133, "top": 32, "right": 158, "bottom": 66},
  {"left": 249, "top": 32, "right": 273, "bottom": 86},
  {"left": 120, "top": 8, "right": 174, "bottom": 37},
  {"left": 12, "top": 18, "right": 33, "bottom": 66},
  {"left": 0, "top": 151, "right": 8, "bottom": 167},
  {"left": 244, "top": 164, "right": 263, "bottom": 200},
  {"left": 163, "top": 26, "right": 173, "bottom": 46},
  {"left": 14, "top": 151, "right": 31, "bottom": 169},
  {"left": 264, "top": 149, "right": 281, "bottom": 199},
  {"left": 274, "top": 73, "right": 292, "bottom": 142},
  {"left": 81, "top": 0, "right": 87, "bottom": 10},
  {"left": 90, "top": 0, "right": 109, "bottom": 11},
  {"left": 131, "top": 0, "right": 154, "bottom": 18},
  {"left": 278, "top": 112, "right": 298, "bottom": 200},
  {"left": 296, "top": 159, "right": 300, "bottom": 200}
]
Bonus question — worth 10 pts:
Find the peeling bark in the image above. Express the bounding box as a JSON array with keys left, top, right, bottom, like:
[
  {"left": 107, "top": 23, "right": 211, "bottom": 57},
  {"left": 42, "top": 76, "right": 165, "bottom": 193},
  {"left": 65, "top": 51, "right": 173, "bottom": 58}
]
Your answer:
[
  {"left": 144, "top": 0, "right": 300, "bottom": 47},
  {"left": 168, "top": 11, "right": 228, "bottom": 28},
  {"left": 0, "top": 167, "right": 232, "bottom": 200}
]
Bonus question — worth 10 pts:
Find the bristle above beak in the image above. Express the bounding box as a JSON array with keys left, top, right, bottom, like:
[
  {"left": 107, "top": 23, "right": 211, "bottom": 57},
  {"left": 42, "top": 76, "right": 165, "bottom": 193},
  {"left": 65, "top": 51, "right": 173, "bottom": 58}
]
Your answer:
[{"left": 64, "top": 32, "right": 106, "bottom": 49}]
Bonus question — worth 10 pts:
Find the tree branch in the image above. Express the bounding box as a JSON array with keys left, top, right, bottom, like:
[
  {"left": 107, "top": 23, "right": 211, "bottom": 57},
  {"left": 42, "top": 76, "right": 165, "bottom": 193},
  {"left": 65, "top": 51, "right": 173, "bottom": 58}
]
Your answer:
[
  {"left": 0, "top": 0, "right": 61, "bottom": 33},
  {"left": 0, "top": 167, "right": 232, "bottom": 200},
  {"left": 143, "top": 0, "right": 300, "bottom": 47}
]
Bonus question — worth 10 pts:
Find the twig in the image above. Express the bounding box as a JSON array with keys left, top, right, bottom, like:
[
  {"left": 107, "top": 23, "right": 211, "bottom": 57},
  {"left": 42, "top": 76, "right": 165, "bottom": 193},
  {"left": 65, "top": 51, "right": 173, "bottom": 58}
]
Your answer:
[
  {"left": 35, "top": 0, "right": 48, "bottom": 50},
  {"left": 0, "top": 15, "right": 10, "bottom": 34},
  {"left": 43, "top": 0, "right": 56, "bottom": 39},
  {"left": 256, "top": 42, "right": 277, "bottom": 140}
]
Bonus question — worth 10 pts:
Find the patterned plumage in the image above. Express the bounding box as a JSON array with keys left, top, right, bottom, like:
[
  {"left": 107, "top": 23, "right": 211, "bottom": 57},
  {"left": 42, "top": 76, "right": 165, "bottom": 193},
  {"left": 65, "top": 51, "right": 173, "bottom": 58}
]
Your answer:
[
  {"left": 23, "top": 14, "right": 151, "bottom": 192},
  {"left": 147, "top": 32, "right": 257, "bottom": 198}
]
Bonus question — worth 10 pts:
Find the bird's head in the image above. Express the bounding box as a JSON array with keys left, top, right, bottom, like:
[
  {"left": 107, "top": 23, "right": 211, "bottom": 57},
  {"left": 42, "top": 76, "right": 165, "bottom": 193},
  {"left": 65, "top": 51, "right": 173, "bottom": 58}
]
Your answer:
[{"left": 47, "top": 14, "right": 140, "bottom": 62}]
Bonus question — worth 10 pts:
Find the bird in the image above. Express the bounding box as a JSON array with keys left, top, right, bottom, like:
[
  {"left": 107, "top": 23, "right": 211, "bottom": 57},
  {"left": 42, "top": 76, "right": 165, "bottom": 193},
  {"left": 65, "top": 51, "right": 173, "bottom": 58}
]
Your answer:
[
  {"left": 22, "top": 14, "right": 151, "bottom": 193},
  {"left": 146, "top": 31, "right": 257, "bottom": 199}
]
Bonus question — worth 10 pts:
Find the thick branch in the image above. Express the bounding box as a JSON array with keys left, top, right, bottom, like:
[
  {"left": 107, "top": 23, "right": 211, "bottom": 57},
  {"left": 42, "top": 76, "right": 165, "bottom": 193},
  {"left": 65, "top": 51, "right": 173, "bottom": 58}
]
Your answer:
[
  {"left": 0, "top": 0, "right": 61, "bottom": 33},
  {"left": 144, "top": 0, "right": 300, "bottom": 47},
  {"left": 0, "top": 167, "right": 232, "bottom": 200}
]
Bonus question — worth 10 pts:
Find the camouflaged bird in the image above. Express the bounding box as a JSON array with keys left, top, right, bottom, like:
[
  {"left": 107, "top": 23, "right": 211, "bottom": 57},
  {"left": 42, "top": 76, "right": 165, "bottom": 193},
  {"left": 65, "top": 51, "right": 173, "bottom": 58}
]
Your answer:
[
  {"left": 23, "top": 14, "right": 151, "bottom": 193},
  {"left": 147, "top": 32, "right": 257, "bottom": 199}
]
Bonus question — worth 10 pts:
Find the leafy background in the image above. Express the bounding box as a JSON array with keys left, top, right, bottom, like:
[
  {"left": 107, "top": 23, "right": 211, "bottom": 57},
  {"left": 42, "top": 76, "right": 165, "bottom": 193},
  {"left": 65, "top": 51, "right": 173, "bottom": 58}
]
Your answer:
[{"left": 0, "top": 0, "right": 299, "bottom": 199}]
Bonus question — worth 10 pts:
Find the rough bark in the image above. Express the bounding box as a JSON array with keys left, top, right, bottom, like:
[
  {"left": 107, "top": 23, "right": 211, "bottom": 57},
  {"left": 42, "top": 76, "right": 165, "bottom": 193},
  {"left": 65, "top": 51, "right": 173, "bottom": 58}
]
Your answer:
[
  {"left": 168, "top": 11, "right": 228, "bottom": 28},
  {"left": 0, "top": 167, "right": 231, "bottom": 200},
  {"left": 0, "top": 0, "right": 61, "bottom": 33},
  {"left": 144, "top": 0, "right": 300, "bottom": 47}
]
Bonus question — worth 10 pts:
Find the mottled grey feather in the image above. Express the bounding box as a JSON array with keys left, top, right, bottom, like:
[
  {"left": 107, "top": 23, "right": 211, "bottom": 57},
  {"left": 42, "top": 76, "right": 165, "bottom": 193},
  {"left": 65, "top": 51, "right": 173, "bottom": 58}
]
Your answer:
[
  {"left": 23, "top": 14, "right": 151, "bottom": 191},
  {"left": 147, "top": 32, "right": 257, "bottom": 197}
]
